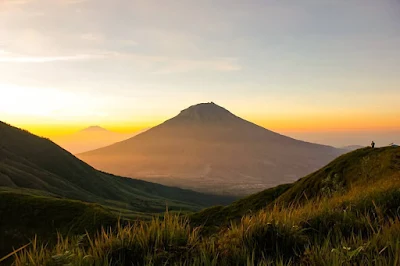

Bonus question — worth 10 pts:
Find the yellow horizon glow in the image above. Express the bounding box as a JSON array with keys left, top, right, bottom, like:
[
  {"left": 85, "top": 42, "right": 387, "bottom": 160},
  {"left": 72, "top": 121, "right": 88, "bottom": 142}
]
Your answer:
[
  {"left": 2, "top": 83, "right": 399, "bottom": 138},
  {"left": 2, "top": 81, "right": 398, "bottom": 137},
  {"left": 6, "top": 112, "right": 399, "bottom": 139},
  {"left": 6, "top": 122, "right": 152, "bottom": 137}
]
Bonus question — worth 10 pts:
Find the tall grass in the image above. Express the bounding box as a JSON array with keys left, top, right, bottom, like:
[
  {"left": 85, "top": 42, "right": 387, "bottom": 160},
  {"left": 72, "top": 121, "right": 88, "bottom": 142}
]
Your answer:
[
  {"left": 13, "top": 212, "right": 200, "bottom": 266},
  {"left": 12, "top": 214, "right": 400, "bottom": 265},
  {"left": 11, "top": 173, "right": 400, "bottom": 265},
  {"left": 12, "top": 200, "right": 400, "bottom": 265}
]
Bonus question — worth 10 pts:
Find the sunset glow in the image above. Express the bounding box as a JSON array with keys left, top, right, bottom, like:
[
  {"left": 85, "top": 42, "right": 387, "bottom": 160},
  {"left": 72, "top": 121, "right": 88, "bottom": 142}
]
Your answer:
[{"left": 1, "top": 0, "right": 399, "bottom": 147}]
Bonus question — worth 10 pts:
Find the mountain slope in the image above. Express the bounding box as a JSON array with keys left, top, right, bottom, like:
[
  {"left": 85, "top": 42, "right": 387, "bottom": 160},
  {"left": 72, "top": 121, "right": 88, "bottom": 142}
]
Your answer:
[
  {"left": 190, "top": 146, "right": 400, "bottom": 229},
  {"left": 78, "top": 102, "right": 344, "bottom": 195},
  {"left": 0, "top": 121, "right": 235, "bottom": 212}
]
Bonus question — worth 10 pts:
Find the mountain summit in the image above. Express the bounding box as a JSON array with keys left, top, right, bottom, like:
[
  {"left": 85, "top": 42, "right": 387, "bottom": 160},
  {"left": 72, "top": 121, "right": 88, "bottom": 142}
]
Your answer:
[
  {"left": 52, "top": 126, "right": 140, "bottom": 154},
  {"left": 78, "top": 103, "right": 344, "bottom": 195},
  {"left": 174, "top": 102, "right": 237, "bottom": 123},
  {"left": 80, "top": 126, "right": 108, "bottom": 133}
]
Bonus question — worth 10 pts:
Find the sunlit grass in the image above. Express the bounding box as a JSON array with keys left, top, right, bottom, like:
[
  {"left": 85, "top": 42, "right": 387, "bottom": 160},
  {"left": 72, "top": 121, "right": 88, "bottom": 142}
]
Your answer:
[{"left": 11, "top": 179, "right": 400, "bottom": 265}]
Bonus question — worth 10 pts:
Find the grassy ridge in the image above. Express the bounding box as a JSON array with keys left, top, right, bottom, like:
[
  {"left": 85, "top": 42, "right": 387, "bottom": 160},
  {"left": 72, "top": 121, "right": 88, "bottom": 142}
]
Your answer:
[
  {"left": 191, "top": 147, "right": 400, "bottom": 230},
  {"left": 190, "top": 183, "right": 292, "bottom": 231},
  {"left": 277, "top": 147, "right": 400, "bottom": 203}
]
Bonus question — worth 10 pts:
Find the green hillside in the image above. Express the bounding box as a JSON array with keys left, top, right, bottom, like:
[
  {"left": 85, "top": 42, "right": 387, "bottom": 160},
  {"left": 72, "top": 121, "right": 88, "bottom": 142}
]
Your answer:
[
  {"left": 277, "top": 146, "right": 400, "bottom": 203},
  {"left": 0, "top": 188, "right": 119, "bottom": 261},
  {"left": 8, "top": 147, "right": 400, "bottom": 265},
  {"left": 190, "top": 147, "right": 400, "bottom": 230},
  {"left": 0, "top": 121, "right": 235, "bottom": 213},
  {"left": 190, "top": 183, "right": 292, "bottom": 230}
]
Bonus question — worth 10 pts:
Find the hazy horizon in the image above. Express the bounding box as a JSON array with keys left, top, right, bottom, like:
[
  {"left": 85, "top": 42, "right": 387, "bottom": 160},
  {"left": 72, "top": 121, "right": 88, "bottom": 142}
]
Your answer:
[
  {"left": 1, "top": 0, "right": 399, "bottom": 147},
  {"left": 48, "top": 123, "right": 400, "bottom": 149},
  {"left": 1, "top": 102, "right": 399, "bottom": 149}
]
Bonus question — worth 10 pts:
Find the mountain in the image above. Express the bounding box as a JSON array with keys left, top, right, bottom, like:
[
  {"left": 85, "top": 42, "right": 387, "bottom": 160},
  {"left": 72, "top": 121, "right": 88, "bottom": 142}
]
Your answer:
[
  {"left": 190, "top": 146, "right": 400, "bottom": 230},
  {"left": 81, "top": 125, "right": 108, "bottom": 132},
  {"left": 78, "top": 103, "right": 345, "bottom": 195},
  {"left": 51, "top": 126, "right": 143, "bottom": 154},
  {"left": 0, "top": 121, "right": 235, "bottom": 213}
]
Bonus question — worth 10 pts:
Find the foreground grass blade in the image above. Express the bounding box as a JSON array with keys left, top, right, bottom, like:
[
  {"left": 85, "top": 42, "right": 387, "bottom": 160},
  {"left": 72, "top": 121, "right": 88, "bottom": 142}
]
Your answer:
[{"left": 0, "top": 243, "right": 31, "bottom": 263}]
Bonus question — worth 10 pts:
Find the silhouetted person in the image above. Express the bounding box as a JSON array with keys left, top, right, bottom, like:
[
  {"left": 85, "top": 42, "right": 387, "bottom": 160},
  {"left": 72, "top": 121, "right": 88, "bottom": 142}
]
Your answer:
[{"left": 371, "top": 141, "right": 375, "bottom": 148}]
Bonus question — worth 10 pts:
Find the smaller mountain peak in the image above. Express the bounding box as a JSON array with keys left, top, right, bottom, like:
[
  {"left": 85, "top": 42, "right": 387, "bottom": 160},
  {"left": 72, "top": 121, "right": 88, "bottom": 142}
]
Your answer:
[{"left": 80, "top": 126, "right": 108, "bottom": 133}]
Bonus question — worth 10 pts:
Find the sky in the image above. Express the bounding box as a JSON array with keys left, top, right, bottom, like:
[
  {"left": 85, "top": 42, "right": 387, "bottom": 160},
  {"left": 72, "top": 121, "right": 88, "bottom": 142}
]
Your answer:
[{"left": 0, "top": 0, "right": 399, "bottom": 146}]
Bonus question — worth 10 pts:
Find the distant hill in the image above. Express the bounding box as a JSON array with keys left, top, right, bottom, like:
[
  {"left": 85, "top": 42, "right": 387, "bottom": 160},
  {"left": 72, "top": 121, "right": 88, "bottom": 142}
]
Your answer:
[
  {"left": 190, "top": 146, "right": 400, "bottom": 229},
  {"left": 52, "top": 126, "right": 143, "bottom": 154},
  {"left": 78, "top": 102, "right": 344, "bottom": 195},
  {"left": 340, "top": 145, "right": 365, "bottom": 151},
  {"left": 0, "top": 121, "right": 235, "bottom": 213}
]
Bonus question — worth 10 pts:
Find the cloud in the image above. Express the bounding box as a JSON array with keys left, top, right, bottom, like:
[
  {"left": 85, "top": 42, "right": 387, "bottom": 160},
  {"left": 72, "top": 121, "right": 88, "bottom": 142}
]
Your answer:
[
  {"left": 80, "top": 33, "right": 104, "bottom": 42},
  {"left": 151, "top": 57, "right": 242, "bottom": 74},
  {"left": 0, "top": 49, "right": 241, "bottom": 73},
  {"left": 1, "top": 1, "right": 241, "bottom": 72},
  {"left": 63, "top": 0, "right": 89, "bottom": 4},
  {"left": 1, "top": 0, "right": 88, "bottom": 5},
  {"left": 80, "top": 33, "right": 138, "bottom": 47},
  {"left": 100, "top": 52, "right": 241, "bottom": 73},
  {"left": 1, "top": 0, "right": 30, "bottom": 4},
  {"left": 0, "top": 53, "right": 102, "bottom": 63}
]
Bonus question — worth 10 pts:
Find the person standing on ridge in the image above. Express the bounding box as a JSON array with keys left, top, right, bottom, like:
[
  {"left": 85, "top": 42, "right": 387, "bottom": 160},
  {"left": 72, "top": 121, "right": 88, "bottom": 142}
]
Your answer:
[{"left": 371, "top": 141, "right": 375, "bottom": 148}]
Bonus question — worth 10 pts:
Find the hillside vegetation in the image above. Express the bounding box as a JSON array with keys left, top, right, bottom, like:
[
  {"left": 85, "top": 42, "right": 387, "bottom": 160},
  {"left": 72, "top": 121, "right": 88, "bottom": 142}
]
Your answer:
[
  {"left": 0, "top": 121, "right": 235, "bottom": 213},
  {"left": 190, "top": 183, "right": 292, "bottom": 231},
  {"left": 191, "top": 147, "right": 400, "bottom": 229},
  {"left": 6, "top": 147, "right": 400, "bottom": 265},
  {"left": 0, "top": 188, "right": 119, "bottom": 261}
]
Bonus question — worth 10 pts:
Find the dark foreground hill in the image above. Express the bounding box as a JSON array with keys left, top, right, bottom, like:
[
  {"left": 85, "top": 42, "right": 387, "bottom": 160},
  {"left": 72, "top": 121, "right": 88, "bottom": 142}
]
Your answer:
[
  {"left": 0, "top": 188, "right": 118, "bottom": 260},
  {"left": 8, "top": 146, "right": 400, "bottom": 265},
  {"left": 78, "top": 103, "right": 344, "bottom": 195},
  {"left": 190, "top": 146, "right": 400, "bottom": 229},
  {"left": 0, "top": 121, "right": 235, "bottom": 213}
]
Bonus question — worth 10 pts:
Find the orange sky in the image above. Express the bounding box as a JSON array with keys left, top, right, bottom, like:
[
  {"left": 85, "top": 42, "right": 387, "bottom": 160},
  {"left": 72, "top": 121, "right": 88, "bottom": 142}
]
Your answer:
[
  {"left": 8, "top": 109, "right": 399, "bottom": 139},
  {"left": 1, "top": 0, "right": 400, "bottom": 146}
]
